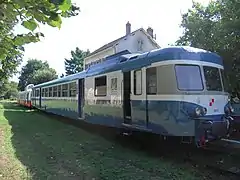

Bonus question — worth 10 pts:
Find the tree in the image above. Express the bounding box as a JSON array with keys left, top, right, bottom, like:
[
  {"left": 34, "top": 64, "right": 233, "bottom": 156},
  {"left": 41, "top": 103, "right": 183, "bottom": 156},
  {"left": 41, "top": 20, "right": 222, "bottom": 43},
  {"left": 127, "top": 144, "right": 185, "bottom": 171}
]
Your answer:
[
  {"left": 60, "top": 73, "right": 65, "bottom": 78},
  {"left": 0, "top": 0, "right": 80, "bottom": 81},
  {"left": 64, "top": 47, "right": 90, "bottom": 75},
  {"left": 0, "top": 80, "right": 18, "bottom": 99},
  {"left": 176, "top": 0, "right": 240, "bottom": 91},
  {"left": 4, "top": 81, "right": 18, "bottom": 99},
  {"left": 18, "top": 59, "right": 57, "bottom": 90},
  {"left": 32, "top": 68, "right": 58, "bottom": 84},
  {"left": 0, "top": 54, "right": 22, "bottom": 81}
]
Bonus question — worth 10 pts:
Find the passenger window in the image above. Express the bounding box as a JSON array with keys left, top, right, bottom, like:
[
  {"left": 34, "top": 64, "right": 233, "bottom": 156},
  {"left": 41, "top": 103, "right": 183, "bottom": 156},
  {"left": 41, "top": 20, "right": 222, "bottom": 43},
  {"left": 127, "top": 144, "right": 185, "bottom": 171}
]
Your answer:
[
  {"left": 57, "top": 85, "right": 61, "bottom": 97},
  {"left": 95, "top": 76, "right": 107, "bottom": 96},
  {"left": 62, "top": 84, "right": 68, "bottom": 97},
  {"left": 45, "top": 88, "right": 49, "bottom": 97},
  {"left": 53, "top": 86, "right": 58, "bottom": 97},
  {"left": 49, "top": 87, "right": 53, "bottom": 97},
  {"left": 69, "top": 82, "right": 77, "bottom": 97},
  {"left": 134, "top": 70, "right": 142, "bottom": 95},
  {"left": 146, "top": 67, "right": 157, "bottom": 95},
  {"left": 42, "top": 89, "right": 45, "bottom": 97},
  {"left": 111, "top": 78, "right": 117, "bottom": 91}
]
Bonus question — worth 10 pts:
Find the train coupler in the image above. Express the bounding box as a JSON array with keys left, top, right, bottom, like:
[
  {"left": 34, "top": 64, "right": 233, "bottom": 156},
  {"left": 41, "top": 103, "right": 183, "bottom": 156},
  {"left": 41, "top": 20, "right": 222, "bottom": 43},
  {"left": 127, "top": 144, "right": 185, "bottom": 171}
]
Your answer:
[{"left": 181, "top": 136, "right": 193, "bottom": 144}]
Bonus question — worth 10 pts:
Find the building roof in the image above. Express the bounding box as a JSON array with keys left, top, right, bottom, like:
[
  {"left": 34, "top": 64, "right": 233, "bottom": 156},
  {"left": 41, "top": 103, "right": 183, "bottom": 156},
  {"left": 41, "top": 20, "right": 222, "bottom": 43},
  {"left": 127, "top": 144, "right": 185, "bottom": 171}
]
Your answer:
[{"left": 87, "top": 28, "right": 160, "bottom": 57}]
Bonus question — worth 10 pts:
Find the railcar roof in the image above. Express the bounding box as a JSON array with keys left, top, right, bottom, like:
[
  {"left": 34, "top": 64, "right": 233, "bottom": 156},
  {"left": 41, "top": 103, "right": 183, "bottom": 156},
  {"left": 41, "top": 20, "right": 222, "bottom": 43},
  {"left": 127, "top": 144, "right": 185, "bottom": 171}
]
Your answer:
[{"left": 33, "top": 46, "right": 223, "bottom": 88}]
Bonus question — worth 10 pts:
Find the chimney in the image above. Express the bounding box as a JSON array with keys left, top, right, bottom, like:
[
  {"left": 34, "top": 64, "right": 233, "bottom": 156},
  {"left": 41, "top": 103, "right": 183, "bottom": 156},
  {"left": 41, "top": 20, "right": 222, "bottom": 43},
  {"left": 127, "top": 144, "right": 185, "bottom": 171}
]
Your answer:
[
  {"left": 126, "top": 21, "right": 131, "bottom": 35},
  {"left": 147, "top": 27, "right": 154, "bottom": 38}
]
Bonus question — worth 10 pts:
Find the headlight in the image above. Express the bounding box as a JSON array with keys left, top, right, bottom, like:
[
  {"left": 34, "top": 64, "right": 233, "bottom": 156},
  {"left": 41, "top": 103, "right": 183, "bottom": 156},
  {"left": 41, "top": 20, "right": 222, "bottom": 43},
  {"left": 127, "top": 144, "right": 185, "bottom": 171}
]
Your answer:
[
  {"left": 195, "top": 107, "right": 207, "bottom": 117},
  {"left": 195, "top": 107, "right": 202, "bottom": 116}
]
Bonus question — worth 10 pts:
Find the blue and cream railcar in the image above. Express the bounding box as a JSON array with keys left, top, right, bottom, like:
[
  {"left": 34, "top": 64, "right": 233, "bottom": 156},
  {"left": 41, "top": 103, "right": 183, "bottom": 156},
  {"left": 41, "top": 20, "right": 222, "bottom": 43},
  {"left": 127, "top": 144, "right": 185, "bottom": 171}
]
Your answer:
[{"left": 31, "top": 46, "right": 233, "bottom": 147}]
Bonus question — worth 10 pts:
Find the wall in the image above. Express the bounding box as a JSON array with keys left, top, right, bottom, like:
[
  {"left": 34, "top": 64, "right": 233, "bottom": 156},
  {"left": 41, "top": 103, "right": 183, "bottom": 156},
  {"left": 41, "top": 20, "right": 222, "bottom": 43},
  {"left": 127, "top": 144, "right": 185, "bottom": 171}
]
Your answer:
[
  {"left": 115, "top": 30, "right": 158, "bottom": 54},
  {"left": 84, "top": 29, "right": 159, "bottom": 70},
  {"left": 84, "top": 47, "right": 115, "bottom": 69}
]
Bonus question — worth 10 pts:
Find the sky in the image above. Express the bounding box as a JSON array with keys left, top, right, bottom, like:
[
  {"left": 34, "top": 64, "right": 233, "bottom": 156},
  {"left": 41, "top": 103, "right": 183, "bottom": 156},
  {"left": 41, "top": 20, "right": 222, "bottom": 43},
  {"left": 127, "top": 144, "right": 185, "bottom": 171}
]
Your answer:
[{"left": 11, "top": 0, "right": 211, "bottom": 82}]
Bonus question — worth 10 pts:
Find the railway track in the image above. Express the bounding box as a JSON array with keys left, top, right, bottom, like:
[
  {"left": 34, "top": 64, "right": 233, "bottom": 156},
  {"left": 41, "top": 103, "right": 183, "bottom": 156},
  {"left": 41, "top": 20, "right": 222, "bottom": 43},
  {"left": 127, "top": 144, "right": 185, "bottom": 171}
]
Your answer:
[{"left": 183, "top": 145, "right": 240, "bottom": 178}]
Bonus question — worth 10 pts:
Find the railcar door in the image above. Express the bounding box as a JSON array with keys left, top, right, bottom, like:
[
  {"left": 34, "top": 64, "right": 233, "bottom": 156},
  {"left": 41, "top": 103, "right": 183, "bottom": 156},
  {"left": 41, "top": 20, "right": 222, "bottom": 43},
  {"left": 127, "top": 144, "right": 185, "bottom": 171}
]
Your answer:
[
  {"left": 78, "top": 78, "right": 85, "bottom": 118},
  {"left": 129, "top": 68, "right": 148, "bottom": 128},
  {"left": 123, "top": 71, "right": 132, "bottom": 124}
]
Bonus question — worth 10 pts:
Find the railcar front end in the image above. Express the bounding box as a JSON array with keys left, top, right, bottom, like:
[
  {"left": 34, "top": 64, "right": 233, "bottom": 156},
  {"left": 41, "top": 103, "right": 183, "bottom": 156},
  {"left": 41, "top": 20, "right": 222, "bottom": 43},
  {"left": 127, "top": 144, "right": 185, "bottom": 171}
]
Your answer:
[{"left": 173, "top": 62, "right": 233, "bottom": 147}]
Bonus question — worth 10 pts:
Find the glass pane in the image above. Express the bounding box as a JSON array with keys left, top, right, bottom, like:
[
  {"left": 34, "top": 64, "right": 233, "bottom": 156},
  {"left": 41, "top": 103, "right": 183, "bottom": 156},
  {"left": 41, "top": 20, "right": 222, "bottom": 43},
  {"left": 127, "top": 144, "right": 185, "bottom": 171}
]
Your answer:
[
  {"left": 134, "top": 70, "right": 142, "bottom": 95},
  {"left": 203, "top": 66, "right": 222, "bottom": 91},
  {"left": 220, "top": 69, "right": 228, "bottom": 92},
  {"left": 175, "top": 65, "right": 203, "bottom": 91},
  {"left": 146, "top": 67, "right": 157, "bottom": 94}
]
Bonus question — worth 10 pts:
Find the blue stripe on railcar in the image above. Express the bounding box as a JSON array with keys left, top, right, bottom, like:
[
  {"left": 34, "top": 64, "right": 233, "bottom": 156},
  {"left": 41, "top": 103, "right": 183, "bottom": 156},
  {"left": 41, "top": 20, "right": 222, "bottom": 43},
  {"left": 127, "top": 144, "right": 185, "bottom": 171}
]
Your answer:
[
  {"left": 41, "top": 98, "right": 79, "bottom": 119},
  {"left": 81, "top": 99, "right": 227, "bottom": 136}
]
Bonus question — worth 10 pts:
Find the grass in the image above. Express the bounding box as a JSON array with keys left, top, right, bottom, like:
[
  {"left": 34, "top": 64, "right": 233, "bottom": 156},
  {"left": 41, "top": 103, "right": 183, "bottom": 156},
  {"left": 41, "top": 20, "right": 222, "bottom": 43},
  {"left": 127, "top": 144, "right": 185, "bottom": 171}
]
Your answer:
[{"left": 0, "top": 101, "right": 233, "bottom": 180}]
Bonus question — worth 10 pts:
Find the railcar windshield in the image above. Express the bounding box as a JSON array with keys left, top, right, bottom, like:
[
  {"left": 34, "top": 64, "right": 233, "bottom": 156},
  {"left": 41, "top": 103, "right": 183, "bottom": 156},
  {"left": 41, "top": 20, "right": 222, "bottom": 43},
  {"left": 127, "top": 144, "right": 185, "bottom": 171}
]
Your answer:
[
  {"left": 220, "top": 68, "right": 229, "bottom": 92},
  {"left": 175, "top": 64, "right": 204, "bottom": 91},
  {"left": 203, "top": 66, "right": 224, "bottom": 91}
]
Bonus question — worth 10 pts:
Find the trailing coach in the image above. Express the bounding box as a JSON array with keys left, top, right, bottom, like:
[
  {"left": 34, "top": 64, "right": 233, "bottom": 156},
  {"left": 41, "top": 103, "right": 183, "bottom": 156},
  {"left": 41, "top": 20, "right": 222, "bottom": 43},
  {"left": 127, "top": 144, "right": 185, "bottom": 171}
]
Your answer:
[
  {"left": 18, "top": 46, "right": 234, "bottom": 147},
  {"left": 18, "top": 84, "right": 34, "bottom": 108}
]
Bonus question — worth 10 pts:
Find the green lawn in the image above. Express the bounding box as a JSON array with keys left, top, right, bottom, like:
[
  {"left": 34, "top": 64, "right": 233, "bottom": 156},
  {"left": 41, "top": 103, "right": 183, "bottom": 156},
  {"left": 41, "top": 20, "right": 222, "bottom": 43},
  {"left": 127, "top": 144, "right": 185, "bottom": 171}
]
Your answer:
[{"left": 0, "top": 101, "right": 229, "bottom": 180}]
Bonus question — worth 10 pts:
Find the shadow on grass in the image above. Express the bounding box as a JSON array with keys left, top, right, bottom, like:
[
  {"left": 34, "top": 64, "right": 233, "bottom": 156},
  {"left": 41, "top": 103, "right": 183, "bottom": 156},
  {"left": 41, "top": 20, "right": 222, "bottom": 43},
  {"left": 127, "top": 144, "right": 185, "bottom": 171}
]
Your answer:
[{"left": 3, "top": 102, "right": 232, "bottom": 180}]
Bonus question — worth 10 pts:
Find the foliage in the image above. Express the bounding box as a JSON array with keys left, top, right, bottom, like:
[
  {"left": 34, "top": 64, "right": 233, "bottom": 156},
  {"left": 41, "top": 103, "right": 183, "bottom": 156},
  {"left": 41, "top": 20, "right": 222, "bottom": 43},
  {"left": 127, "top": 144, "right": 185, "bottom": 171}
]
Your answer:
[
  {"left": 60, "top": 73, "right": 65, "bottom": 78},
  {"left": 0, "top": 0, "right": 80, "bottom": 81},
  {"left": 18, "top": 59, "right": 57, "bottom": 90},
  {"left": 0, "top": 80, "right": 18, "bottom": 99},
  {"left": 32, "top": 68, "right": 58, "bottom": 84},
  {"left": 64, "top": 47, "right": 90, "bottom": 75},
  {"left": 176, "top": 0, "right": 240, "bottom": 92}
]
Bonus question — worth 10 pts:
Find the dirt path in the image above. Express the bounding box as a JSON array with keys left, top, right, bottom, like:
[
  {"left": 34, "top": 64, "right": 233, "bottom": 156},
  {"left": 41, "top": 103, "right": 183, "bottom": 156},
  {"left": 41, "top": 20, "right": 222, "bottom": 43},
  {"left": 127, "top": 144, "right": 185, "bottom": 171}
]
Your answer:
[{"left": 0, "top": 127, "right": 8, "bottom": 178}]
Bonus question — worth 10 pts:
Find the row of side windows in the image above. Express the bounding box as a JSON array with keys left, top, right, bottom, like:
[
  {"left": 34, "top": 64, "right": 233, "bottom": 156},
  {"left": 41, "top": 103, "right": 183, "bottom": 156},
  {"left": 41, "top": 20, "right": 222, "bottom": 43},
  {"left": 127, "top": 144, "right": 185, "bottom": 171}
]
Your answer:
[
  {"left": 32, "top": 67, "right": 158, "bottom": 98},
  {"left": 94, "top": 68, "right": 158, "bottom": 97},
  {"left": 33, "top": 82, "right": 77, "bottom": 97}
]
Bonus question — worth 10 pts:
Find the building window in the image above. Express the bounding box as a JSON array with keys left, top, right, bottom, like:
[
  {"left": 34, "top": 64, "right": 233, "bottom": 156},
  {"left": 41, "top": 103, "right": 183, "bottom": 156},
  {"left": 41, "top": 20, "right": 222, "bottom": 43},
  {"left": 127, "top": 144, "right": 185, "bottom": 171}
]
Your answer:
[
  {"left": 134, "top": 69, "right": 142, "bottom": 95},
  {"left": 146, "top": 67, "right": 157, "bottom": 94},
  {"left": 137, "top": 39, "right": 143, "bottom": 51},
  {"left": 95, "top": 76, "right": 107, "bottom": 96},
  {"left": 111, "top": 78, "right": 117, "bottom": 91},
  {"left": 69, "top": 82, "right": 77, "bottom": 97}
]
